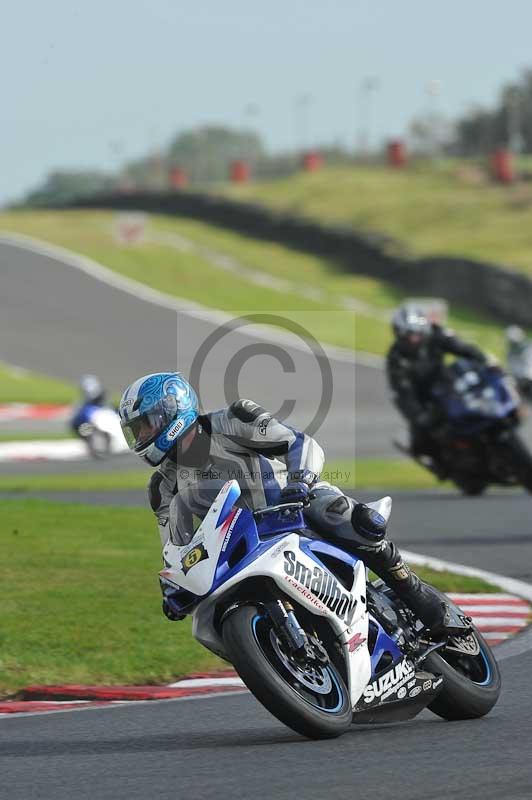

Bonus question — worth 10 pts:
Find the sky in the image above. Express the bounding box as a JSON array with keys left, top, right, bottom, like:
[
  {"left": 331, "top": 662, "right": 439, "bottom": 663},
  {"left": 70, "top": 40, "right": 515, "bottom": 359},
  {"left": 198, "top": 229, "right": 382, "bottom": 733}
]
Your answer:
[{"left": 2, "top": 0, "right": 532, "bottom": 204}]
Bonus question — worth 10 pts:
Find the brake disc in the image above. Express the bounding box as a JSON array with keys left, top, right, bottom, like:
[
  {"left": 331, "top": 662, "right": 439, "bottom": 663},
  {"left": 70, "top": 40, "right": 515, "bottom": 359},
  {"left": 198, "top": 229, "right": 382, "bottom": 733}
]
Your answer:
[{"left": 270, "top": 630, "right": 332, "bottom": 694}]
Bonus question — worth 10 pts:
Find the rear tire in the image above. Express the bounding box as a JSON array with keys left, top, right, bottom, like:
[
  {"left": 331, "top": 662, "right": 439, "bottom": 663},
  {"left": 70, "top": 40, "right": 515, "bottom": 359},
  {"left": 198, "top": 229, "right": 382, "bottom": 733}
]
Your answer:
[
  {"left": 453, "top": 477, "right": 487, "bottom": 496},
  {"left": 424, "top": 628, "right": 501, "bottom": 720},
  {"left": 222, "top": 605, "right": 352, "bottom": 739}
]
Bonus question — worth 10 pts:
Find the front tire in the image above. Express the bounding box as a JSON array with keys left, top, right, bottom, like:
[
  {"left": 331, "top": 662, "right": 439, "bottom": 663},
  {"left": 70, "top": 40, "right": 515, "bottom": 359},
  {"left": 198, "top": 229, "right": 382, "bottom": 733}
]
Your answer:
[
  {"left": 88, "top": 430, "right": 111, "bottom": 459},
  {"left": 504, "top": 432, "right": 532, "bottom": 492},
  {"left": 424, "top": 628, "right": 501, "bottom": 720},
  {"left": 222, "top": 605, "right": 352, "bottom": 739}
]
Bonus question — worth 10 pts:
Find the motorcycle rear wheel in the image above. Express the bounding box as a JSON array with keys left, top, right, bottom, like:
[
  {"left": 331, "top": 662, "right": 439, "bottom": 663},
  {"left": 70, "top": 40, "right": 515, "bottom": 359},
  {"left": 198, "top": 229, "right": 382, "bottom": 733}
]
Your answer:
[
  {"left": 222, "top": 604, "right": 352, "bottom": 739},
  {"left": 423, "top": 627, "right": 501, "bottom": 720},
  {"left": 453, "top": 477, "right": 487, "bottom": 496}
]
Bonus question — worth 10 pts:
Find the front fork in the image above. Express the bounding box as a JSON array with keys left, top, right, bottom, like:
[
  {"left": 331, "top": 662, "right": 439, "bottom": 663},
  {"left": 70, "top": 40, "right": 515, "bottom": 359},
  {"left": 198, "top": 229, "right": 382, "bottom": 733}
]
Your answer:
[{"left": 265, "top": 599, "right": 328, "bottom": 665}]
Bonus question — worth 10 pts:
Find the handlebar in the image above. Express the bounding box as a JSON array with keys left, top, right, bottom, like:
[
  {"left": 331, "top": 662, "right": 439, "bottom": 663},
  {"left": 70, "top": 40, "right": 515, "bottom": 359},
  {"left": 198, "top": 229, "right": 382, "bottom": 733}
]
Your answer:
[{"left": 253, "top": 501, "right": 304, "bottom": 519}]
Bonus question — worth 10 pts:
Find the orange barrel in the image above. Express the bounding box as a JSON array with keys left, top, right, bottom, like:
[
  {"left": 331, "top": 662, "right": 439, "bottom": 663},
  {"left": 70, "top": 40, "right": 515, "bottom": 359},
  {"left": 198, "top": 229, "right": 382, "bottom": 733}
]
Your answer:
[
  {"left": 302, "top": 151, "right": 323, "bottom": 171},
  {"left": 491, "top": 148, "right": 514, "bottom": 183},
  {"left": 169, "top": 167, "right": 188, "bottom": 189},
  {"left": 387, "top": 139, "right": 407, "bottom": 167},
  {"left": 230, "top": 160, "right": 251, "bottom": 183}
]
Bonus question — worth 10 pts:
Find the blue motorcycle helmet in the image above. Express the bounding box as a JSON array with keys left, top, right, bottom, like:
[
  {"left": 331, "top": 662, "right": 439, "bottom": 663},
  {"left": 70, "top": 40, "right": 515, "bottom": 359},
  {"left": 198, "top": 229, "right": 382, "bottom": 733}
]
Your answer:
[{"left": 119, "top": 372, "right": 199, "bottom": 466}]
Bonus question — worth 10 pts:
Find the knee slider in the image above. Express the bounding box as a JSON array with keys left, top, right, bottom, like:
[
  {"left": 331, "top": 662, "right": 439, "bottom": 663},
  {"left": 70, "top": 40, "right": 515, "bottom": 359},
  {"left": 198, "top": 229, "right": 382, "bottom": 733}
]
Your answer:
[
  {"left": 351, "top": 503, "right": 387, "bottom": 543},
  {"left": 326, "top": 495, "right": 350, "bottom": 515}
]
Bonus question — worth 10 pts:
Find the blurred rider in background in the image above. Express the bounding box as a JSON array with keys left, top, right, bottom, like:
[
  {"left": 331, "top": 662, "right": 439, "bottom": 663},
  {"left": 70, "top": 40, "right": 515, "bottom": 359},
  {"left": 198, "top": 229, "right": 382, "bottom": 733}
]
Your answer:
[
  {"left": 387, "top": 306, "right": 486, "bottom": 459},
  {"left": 119, "top": 371, "right": 463, "bottom": 636},
  {"left": 506, "top": 325, "right": 527, "bottom": 360},
  {"left": 79, "top": 374, "right": 106, "bottom": 407},
  {"left": 506, "top": 325, "right": 532, "bottom": 400}
]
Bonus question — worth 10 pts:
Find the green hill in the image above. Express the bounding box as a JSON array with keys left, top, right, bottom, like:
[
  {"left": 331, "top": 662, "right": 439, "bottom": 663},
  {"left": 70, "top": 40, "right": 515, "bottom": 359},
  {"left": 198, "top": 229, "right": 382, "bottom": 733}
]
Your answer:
[{"left": 219, "top": 162, "right": 532, "bottom": 274}]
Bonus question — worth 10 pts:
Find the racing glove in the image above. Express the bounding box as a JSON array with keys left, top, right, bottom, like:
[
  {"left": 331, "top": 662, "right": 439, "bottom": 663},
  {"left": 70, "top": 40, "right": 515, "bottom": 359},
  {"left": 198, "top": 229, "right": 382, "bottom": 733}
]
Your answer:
[
  {"left": 280, "top": 469, "right": 318, "bottom": 505},
  {"left": 281, "top": 481, "right": 311, "bottom": 504}
]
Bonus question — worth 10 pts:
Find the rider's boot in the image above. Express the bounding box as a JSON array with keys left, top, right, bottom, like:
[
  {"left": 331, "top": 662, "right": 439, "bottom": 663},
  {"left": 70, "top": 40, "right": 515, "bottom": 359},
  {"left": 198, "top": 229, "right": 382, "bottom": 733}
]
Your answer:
[{"left": 362, "top": 542, "right": 458, "bottom": 636}]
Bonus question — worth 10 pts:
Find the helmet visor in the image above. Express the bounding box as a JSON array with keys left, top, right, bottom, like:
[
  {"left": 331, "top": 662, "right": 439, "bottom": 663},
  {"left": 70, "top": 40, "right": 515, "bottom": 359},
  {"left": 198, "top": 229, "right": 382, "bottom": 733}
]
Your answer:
[{"left": 121, "top": 397, "right": 177, "bottom": 452}]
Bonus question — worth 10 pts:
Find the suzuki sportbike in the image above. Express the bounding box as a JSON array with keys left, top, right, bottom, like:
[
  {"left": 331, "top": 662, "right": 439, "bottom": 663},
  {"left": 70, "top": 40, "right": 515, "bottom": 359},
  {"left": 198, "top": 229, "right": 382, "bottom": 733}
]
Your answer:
[
  {"left": 159, "top": 480, "right": 500, "bottom": 739},
  {"left": 397, "top": 358, "right": 532, "bottom": 495}
]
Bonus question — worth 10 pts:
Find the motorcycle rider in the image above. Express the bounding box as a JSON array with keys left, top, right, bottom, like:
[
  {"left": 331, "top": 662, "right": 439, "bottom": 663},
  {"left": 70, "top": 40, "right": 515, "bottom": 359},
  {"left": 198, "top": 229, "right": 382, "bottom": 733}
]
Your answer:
[
  {"left": 119, "top": 371, "right": 461, "bottom": 635},
  {"left": 506, "top": 325, "right": 527, "bottom": 360},
  {"left": 387, "top": 306, "right": 486, "bottom": 460},
  {"left": 506, "top": 325, "right": 532, "bottom": 399}
]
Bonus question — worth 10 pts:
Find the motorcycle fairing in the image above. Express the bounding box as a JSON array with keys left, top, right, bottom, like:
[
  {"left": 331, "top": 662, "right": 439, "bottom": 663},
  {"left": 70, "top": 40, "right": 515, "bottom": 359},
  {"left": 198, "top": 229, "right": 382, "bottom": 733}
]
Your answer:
[
  {"left": 160, "top": 481, "right": 372, "bottom": 707},
  {"left": 434, "top": 361, "right": 519, "bottom": 430}
]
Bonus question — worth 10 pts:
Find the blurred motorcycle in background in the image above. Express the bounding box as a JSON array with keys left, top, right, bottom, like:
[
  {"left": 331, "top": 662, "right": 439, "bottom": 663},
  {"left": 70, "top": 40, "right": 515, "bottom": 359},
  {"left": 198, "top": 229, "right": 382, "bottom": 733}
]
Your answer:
[
  {"left": 70, "top": 374, "right": 128, "bottom": 458},
  {"left": 395, "top": 358, "right": 532, "bottom": 495}
]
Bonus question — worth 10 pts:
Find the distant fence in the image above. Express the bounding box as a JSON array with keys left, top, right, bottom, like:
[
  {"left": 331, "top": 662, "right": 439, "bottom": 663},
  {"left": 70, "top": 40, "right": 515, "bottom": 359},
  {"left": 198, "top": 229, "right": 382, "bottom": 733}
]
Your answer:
[{"left": 65, "top": 191, "right": 532, "bottom": 327}]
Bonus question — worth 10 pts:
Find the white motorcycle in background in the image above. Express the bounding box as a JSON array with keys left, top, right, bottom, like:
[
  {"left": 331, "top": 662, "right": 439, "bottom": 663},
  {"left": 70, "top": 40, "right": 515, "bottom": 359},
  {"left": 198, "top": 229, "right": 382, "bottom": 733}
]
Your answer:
[{"left": 71, "top": 403, "right": 128, "bottom": 458}]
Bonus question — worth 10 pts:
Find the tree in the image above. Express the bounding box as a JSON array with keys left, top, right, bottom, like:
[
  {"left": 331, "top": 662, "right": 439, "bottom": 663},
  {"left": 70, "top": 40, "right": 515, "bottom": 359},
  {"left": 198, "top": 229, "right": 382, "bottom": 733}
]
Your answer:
[
  {"left": 22, "top": 169, "right": 112, "bottom": 206},
  {"left": 166, "top": 125, "right": 265, "bottom": 183},
  {"left": 451, "top": 69, "right": 532, "bottom": 156}
]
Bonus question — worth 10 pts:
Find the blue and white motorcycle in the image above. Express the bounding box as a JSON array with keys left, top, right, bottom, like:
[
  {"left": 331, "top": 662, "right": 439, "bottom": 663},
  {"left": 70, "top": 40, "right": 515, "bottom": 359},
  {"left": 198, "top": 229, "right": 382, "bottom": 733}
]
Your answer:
[
  {"left": 416, "top": 358, "right": 532, "bottom": 495},
  {"left": 70, "top": 403, "right": 128, "bottom": 458},
  {"left": 160, "top": 480, "right": 500, "bottom": 739}
]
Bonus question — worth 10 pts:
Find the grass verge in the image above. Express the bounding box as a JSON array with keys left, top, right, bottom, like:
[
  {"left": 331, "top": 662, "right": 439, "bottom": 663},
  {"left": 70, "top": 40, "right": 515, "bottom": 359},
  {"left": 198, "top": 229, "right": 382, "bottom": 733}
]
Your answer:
[
  {"left": 0, "top": 498, "right": 499, "bottom": 696},
  {"left": 0, "top": 500, "right": 223, "bottom": 696},
  {"left": 0, "top": 432, "right": 75, "bottom": 442},
  {"left": 0, "top": 361, "right": 76, "bottom": 405},
  {"left": 0, "top": 459, "right": 438, "bottom": 493}
]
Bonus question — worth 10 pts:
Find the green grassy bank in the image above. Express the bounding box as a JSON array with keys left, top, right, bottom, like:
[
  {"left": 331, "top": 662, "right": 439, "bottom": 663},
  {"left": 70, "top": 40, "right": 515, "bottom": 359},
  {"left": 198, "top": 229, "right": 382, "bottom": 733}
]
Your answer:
[{"left": 0, "top": 498, "right": 499, "bottom": 696}]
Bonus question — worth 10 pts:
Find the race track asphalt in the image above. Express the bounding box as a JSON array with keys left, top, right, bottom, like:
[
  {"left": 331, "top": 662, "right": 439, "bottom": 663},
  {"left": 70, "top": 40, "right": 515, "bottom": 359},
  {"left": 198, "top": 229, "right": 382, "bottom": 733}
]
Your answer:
[
  {"left": 1, "top": 648, "right": 530, "bottom": 800},
  {"left": 0, "top": 239, "right": 399, "bottom": 459}
]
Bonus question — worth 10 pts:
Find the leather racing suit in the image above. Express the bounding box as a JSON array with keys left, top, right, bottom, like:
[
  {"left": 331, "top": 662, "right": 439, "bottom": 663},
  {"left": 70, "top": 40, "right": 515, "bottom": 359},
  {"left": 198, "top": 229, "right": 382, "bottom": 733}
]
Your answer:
[{"left": 386, "top": 324, "right": 486, "bottom": 456}]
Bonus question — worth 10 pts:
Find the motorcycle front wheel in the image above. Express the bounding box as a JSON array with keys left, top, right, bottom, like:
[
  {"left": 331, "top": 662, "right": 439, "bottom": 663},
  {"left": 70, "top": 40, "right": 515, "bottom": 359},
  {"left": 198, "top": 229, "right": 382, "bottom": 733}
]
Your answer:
[
  {"left": 503, "top": 432, "right": 532, "bottom": 493},
  {"left": 222, "top": 604, "right": 352, "bottom": 739}
]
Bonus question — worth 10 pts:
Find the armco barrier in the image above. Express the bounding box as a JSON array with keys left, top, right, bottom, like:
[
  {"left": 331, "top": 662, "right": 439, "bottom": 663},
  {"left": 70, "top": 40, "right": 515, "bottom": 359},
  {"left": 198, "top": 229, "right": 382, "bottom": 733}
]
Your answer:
[{"left": 63, "top": 191, "right": 532, "bottom": 327}]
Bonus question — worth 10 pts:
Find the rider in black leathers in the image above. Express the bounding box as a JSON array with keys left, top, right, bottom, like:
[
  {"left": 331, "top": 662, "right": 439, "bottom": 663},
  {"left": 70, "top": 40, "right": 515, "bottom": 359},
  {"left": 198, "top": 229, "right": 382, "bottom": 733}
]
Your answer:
[{"left": 387, "top": 306, "right": 486, "bottom": 459}]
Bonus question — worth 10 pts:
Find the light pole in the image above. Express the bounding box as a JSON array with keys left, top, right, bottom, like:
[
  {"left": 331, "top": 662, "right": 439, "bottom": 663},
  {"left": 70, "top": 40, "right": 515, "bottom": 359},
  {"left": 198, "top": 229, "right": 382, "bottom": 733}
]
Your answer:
[
  {"left": 356, "top": 77, "right": 380, "bottom": 159},
  {"left": 294, "top": 93, "right": 312, "bottom": 154},
  {"left": 507, "top": 87, "right": 524, "bottom": 154},
  {"left": 242, "top": 103, "right": 260, "bottom": 169},
  {"left": 108, "top": 139, "right": 125, "bottom": 187},
  {"left": 426, "top": 79, "right": 443, "bottom": 158}
]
